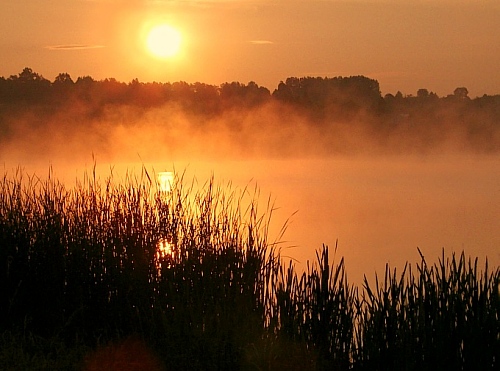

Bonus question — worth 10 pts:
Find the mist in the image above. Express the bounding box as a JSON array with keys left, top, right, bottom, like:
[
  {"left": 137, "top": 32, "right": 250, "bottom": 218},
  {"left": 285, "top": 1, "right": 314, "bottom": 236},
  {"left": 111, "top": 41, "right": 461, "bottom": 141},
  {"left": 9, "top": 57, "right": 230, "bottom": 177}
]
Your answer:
[{"left": 1, "top": 76, "right": 499, "bottom": 285}]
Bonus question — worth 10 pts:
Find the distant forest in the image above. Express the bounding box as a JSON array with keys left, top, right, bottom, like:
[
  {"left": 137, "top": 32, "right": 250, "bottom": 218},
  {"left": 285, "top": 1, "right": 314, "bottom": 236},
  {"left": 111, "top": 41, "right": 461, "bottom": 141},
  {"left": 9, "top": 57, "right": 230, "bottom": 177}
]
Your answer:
[{"left": 1, "top": 67, "right": 499, "bottom": 154}]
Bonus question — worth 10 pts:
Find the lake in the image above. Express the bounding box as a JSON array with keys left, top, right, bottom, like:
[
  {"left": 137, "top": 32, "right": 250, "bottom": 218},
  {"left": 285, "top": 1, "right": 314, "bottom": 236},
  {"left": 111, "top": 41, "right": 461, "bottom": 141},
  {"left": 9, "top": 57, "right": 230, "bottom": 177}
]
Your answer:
[
  {"left": 71, "top": 152, "right": 498, "bottom": 286},
  {"left": 178, "top": 154, "right": 500, "bottom": 285},
  {"left": 5, "top": 151, "right": 499, "bottom": 286}
]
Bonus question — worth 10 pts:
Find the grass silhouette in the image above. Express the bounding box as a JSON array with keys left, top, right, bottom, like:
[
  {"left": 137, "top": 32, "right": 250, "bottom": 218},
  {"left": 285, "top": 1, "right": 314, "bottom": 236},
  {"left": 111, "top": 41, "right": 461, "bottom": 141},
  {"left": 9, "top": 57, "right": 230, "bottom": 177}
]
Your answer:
[{"left": 0, "top": 169, "right": 498, "bottom": 370}]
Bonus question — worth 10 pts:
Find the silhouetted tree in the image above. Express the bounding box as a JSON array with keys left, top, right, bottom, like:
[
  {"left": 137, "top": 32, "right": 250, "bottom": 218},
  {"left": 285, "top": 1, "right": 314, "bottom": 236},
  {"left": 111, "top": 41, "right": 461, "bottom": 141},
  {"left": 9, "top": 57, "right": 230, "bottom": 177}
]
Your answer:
[
  {"left": 73, "top": 75, "right": 96, "bottom": 104},
  {"left": 15, "top": 67, "right": 47, "bottom": 84},
  {"left": 417, "top": 89, "right": 429, "bottom": 98},
  {"left": 53, "top": 72, "right": 74, "bottom": 86},
  {"left": 453, "top": 87, "right": 469, "bottom": 100},
  {"left": 127, "top": 79, "right": 169, "bottom": 107},
  {"left": 5, "top": 67, "right": 51, "bottom": 103},
  {"left": 75, "top": 75, "right": 95, "bottom": 86},
  {"left": 99, "top": 78, "right": 127, "bottom": 104},
  {"left": 171, "top": 81, "right": 193, "bottom": 102},
  {"left": 51, "top": 73, "right": 75, "bottom": 103},
  {"left": 273, "top": 76, "right": 381, "bottom": 116},
  {"left": 0, "top": 76, "right": 7, "bottom": 102},
  {"left": 192, "top": 82, "right": 220, "bottom": 114},
  {"left": 219, "top": 81, "right": 270, "bottom": 108}
]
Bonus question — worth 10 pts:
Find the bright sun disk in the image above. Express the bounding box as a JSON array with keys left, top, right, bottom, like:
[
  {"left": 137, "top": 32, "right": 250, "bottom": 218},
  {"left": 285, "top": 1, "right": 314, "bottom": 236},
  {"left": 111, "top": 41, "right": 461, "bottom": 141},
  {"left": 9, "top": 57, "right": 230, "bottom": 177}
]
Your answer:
[{"left": 146, "top": 24, "right": 181, "bottom": 59}]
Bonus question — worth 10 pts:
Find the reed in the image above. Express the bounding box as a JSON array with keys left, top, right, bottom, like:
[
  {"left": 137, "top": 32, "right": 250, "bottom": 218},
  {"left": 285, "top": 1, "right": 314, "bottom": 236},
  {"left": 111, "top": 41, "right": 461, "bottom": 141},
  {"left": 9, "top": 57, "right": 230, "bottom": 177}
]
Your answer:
[
  {"left": 1, "top": 169, "right": 498, "bottom": 369},
  {"left": 353, "top": 249, "right": 499, "bottom": 370},
  {"left": 0, "top": 168, "right": 277, "bottom": 368},
  {"left": 269, "top": 244, "right": 355, "bottom": 369}
]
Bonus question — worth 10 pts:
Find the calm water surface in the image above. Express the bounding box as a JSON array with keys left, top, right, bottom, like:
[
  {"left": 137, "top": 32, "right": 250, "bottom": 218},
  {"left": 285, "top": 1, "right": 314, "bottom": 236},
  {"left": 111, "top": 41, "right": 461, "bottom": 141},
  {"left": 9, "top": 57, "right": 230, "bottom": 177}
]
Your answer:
[
  {"left": 147, "top": 154, "right": 500, "bottom": 285},
  {"left": 13, "top": 153, "right": 500, "bottom": 286}
]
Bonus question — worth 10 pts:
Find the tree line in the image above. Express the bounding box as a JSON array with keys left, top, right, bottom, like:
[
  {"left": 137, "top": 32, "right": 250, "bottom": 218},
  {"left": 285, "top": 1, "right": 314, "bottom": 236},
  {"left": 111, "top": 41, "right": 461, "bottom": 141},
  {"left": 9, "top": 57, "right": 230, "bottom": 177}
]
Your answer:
[
  {"left": 1, "top": 67, "right": 499, "bottom": 153},
  {"left": 2, "top": 67, "right": 498, "bottom": 111}
]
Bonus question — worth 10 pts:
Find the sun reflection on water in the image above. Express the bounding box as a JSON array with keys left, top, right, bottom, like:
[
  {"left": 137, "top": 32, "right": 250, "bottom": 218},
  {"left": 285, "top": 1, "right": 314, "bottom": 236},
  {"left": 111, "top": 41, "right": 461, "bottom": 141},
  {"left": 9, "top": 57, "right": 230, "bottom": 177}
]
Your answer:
[
  {"left": 156, "top": 238, "right": 176, "bottom": 270},
  {"left": 157, "top": 171, "right": 174, "bottom": 193},
  {"left": 156, "top": 171, "right": 176, "bottom": 271}
]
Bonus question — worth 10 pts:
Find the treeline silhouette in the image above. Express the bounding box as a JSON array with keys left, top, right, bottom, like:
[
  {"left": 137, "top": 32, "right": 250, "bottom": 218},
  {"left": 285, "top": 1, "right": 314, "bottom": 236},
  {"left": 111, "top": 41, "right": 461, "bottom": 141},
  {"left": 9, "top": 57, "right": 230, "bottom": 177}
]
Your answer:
[{"left": 1, "top": 67, "right": 500, "bottom": 153}]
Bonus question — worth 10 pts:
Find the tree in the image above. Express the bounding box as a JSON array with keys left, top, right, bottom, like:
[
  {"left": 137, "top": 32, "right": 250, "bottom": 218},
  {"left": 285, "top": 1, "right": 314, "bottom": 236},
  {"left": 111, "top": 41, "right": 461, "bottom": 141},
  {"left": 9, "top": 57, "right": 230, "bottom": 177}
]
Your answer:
[
  {"left": 417, "top": 89, "right": 429, "bottom": 98},
  {"left": 53, "top": 73, "right": 74, "bottom": 86},
  {"left": 219, "top": 81, "right": 270, "bottom": 108},
  {"left": 453, "top": 87, "right": 469, "bottom": 100},
  {"left": 6, "top": 67, "right": 51, "bottom": 102},
  {"left": 75, "top": 76, "right": 95, "bottom": 86},
  {"left": 14, "top": 67, "right": 47, "bottom": 84}
]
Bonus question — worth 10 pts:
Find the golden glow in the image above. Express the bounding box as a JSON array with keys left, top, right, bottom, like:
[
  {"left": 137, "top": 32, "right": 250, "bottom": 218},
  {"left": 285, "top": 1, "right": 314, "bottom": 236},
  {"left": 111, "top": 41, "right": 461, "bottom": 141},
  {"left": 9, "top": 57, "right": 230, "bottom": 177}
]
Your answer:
[
  {"left": 157, "top": 171, "right": 174, "bottom": 192},
  {"left": 156, "top": 172, "right": 175, "bottom": 271},
  {"left": 156, "top": 238, "right": 176, "bottom": 271},
  {"left": 157, "top": 239, "right": 174, "bottom": 259},
  {"left": 145, "top": 24, "right": 182, "bottom": 59}
]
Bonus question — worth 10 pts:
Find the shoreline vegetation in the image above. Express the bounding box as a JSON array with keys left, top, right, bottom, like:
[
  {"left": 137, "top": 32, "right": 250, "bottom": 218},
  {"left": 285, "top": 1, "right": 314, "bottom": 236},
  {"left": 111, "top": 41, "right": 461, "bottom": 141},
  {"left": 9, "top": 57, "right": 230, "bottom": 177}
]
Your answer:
[
  {"left": 1, "top": 169, "right": 498, "bottom": 370},
  {"left": 1, "top": 68, "right": 500, "bottom": 157}
]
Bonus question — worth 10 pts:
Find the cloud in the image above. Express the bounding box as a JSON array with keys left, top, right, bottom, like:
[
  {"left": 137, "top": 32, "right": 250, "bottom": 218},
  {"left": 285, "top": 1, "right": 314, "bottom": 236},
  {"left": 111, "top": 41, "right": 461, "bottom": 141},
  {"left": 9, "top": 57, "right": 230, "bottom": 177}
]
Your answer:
[
  {"left": 45, "top": 44, "right": 105, "bottom": 51},
  {"left": 248, "top": 40, "right": 274, "bottom": 45}
]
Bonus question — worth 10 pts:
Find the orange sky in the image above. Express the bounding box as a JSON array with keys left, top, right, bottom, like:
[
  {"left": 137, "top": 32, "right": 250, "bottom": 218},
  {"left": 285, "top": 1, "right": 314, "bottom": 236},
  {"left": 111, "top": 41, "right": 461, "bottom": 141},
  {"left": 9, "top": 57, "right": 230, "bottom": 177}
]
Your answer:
[{"left": 1, "top": 0, "right": 499, "bottom": 97}]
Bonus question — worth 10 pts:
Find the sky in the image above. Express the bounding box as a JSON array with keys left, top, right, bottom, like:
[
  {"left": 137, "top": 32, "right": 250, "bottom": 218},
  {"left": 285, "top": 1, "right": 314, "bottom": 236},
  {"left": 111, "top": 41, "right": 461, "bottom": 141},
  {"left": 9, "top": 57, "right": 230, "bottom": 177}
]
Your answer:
[{"left": 1, "top": 0, "right": 499, "bottom": 97}]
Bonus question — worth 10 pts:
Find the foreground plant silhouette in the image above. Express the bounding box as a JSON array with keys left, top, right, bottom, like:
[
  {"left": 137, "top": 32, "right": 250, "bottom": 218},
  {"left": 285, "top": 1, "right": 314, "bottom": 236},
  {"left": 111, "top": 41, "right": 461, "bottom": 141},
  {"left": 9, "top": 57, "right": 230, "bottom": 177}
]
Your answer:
[{"left": 0, "top": 169, "right": 498, "bottom": 370}]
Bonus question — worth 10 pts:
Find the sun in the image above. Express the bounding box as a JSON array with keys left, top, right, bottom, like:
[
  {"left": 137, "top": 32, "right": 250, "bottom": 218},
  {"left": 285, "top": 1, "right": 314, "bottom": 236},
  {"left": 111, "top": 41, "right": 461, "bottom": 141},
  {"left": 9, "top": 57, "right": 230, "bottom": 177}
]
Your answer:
[
  {"left": 157, "top": 171, "right": 174, "bottom": 192},
  {"left": 145, "top": 24, "right": 182, "bottom": 59}
]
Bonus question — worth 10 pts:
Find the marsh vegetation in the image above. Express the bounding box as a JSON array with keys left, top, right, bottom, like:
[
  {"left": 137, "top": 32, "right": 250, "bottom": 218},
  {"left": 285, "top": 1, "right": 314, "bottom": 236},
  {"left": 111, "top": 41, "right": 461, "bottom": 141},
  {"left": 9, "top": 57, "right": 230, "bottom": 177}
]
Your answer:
[{"left": 1, "top": 169, "right": 498, "bottom": 370}]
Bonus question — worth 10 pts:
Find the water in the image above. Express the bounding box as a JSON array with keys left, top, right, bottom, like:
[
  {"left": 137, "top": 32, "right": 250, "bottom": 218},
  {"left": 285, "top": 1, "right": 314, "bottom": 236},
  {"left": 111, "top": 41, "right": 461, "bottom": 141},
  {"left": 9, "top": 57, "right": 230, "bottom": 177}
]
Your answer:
[
  {"left": 147, "top": 153, "right": 500, "bottom": 285},
  {"left": 5, "top": 153, "right": 499, "bottom": 286}
]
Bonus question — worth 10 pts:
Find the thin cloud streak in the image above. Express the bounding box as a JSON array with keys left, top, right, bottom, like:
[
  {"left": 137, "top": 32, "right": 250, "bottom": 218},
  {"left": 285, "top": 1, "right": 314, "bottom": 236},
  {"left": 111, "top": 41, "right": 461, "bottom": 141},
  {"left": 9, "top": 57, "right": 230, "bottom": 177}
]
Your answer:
[
  {"left": 248, "top": 40, "right": 273, "bottom": 45},
  {"left": 45, "top": 44, "right": 105, "bottom": 51}
]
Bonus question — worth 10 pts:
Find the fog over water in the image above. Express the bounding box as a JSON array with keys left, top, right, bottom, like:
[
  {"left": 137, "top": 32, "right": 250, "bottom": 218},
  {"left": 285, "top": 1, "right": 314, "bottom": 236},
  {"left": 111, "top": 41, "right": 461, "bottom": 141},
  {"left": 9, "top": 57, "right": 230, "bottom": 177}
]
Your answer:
[
  {"left": 156, "top": 155, "right": 500, "bottom": 285},
  {"left": 1, "top": 101, "right": 499, "bottom": 285}
]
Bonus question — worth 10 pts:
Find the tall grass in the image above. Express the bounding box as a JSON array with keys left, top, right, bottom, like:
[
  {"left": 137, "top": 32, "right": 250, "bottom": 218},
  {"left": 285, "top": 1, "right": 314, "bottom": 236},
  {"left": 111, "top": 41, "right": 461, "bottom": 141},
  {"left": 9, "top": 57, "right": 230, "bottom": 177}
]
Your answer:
[
  {"left": 1, "top": 168, "right": 498, "bottom": 369},
  {"left": 265, "top": 245, "right": 355, "bottom": 370},
  {"left": 354, "top": 249, "right": 499, "bottom": 370},
  {"left": 0, "top": 168, "right": 278, "bottom": 369}
]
